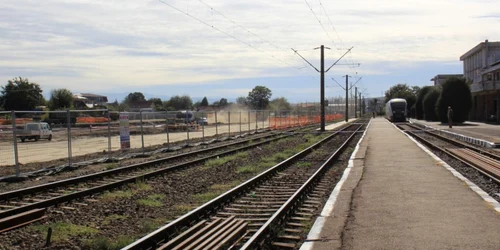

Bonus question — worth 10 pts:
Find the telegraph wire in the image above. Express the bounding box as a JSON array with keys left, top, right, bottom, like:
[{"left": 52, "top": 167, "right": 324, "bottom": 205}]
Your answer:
[
  {"left": 157, "top": 0, "right": 318, "bottom": 80},
  {"left": 303, "top": 0, "right": 336, "bottom": 45}
]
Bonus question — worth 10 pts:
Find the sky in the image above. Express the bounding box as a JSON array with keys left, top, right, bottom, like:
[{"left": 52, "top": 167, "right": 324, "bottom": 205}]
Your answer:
[{"left": 1, "top": 0, "right": 499, "bottom": 103}]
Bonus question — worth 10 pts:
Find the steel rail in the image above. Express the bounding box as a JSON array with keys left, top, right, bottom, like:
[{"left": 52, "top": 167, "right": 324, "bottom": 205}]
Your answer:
[
  {"left": 241, "top": 124, "right": 362, "bottom": 249},
  {"left": 404, "top": 129, "right": 500, "bottom": 185},
  {"left": 406, "top": 123, "right": 500, "bottom": 161},
  {"left": 122, "top": 123, "right": 361, "bottom": 250},
  {"left": 0, "top": 128, "right": 313, "bottom": 220}
]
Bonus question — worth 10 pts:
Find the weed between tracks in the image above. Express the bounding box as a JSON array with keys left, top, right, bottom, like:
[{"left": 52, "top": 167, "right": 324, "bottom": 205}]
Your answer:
[
  {"left": 29, "top": 222, "right": 98, "bottom": 243},
  {"left": 137, "top": 194, "right": 166, "bottom": 207}
]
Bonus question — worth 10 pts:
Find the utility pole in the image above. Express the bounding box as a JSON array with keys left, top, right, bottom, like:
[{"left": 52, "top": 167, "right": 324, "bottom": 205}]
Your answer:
[
  {"left": 320, "top": 45, "right": 325, "bottom": 131},
  {"left": 359, "top": 93, "right": 362, "bottom": 116},
  {"left": 355, "top": 87, "right": 358, "bottom": 118},
  {"left": 292, "top": 46, "right": 354, "bottom": 131},
  {"left": 344, "top": 75, "right": 350, "bottom": 122}
]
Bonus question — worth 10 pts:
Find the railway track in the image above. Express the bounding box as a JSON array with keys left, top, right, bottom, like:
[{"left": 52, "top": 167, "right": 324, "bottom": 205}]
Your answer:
[
  {"left": 397, "top": 123, "right": 500, "bottom": 184},
  {"left": 122, "top": 120, "right": 367, "bottom": 250},
  {"left": 0, "top": 124, "right": 330, "bottom": 233}
]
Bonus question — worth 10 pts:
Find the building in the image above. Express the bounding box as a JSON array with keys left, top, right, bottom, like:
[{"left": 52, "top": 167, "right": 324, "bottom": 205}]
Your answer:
[
  {"left": 73, "top": 93, "right": 108, "bottom": 109},
  {"left": 430, "top": 74, "right": 463, "bottom": 87},
  {"left": 460, "top": 40, "right": 500, "bottom": 122},
  {"left": 128, "top": 101, "right": 153, "bottom": 112}
]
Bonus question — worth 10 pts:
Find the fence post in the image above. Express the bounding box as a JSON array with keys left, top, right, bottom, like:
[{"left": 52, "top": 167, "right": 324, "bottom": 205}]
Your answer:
[
  {"left": 67, "top": 110, "right": 72, "bottom": 167},
  {"left": 255, "top": 111, "right": 258, "bottom": 132},
  {"left": 201, "top": 111, "right": 205, "bottom": 143},
  {"left": 279, "top": 110, "right": 281, "bottom": 129},
  {"left": 140, "top": 111, "right": 145, "bottom": 153},
  {"left": 11, "top": 111, "right": 20, "bottom": 176},
  {"left": 261, "top": 110, "right": 264, "bottom": 130},
  {"left": 215, "top": 111, "right": 219, "bottom": 140},
  {"left": 165, "top": 111, "right": 170, "bottom": 148},
  {"left": 228, "top": 111, "right": 231, "bottom": 136},
  {"left": 186, "top": 111, "right": 190, "bottom": 145},
  {"left": 239, "top": 111, "right": 242, "bottom": 136},
  {"left": 107, "top": 110, "right": 111, "bottom": 155},
  {"left": 248, "top": 110, "right": 250, "bottom": 132}
]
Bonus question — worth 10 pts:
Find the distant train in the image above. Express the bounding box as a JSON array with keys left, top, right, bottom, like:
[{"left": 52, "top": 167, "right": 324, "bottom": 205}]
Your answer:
[{"left": 385, "top": 98, "right": 407, "bottom": 122}]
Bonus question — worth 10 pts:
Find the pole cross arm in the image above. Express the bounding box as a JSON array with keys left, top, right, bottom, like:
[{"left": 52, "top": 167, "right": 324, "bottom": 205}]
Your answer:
[
  {"left": 326, "top": 46, "right": 354, "bottom": 72},
  {"left": 292, "top": 48, "right": 319, "bottom": 72}
]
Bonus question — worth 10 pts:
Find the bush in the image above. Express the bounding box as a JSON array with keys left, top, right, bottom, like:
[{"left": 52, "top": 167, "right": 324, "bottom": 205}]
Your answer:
[
  {"left": 436, "top": 77, "right": 472, "bottom": 123},
  {"left": 423, "top": 87, "right": 440, "bottom": 121},
  {"left": 415, "top": 86, "right": 433, "bottom": 120}
]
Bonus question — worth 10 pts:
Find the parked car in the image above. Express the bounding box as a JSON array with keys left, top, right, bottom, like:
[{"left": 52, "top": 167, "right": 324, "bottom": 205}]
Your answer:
[
  {"left": 17, "top": 122, "right": 52, "bottom": 142},
  {"left": 198, "top": 117, "right": 208, "bottom": 125}
]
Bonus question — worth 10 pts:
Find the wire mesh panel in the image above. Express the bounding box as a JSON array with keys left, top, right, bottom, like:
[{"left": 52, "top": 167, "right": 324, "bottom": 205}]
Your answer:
[{"left": 0, "top": 111, "right": 17, "bottom": 170}]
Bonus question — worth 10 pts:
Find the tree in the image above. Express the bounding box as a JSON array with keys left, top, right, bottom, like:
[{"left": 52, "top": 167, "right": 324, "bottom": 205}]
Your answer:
[
  {"left": 236, "top": 96, "right": 247, "bottom": 106},
  {"left": 415, "top": 86, "right": 433, "bottom": 120},
  {"left": 149, "top": 98, "right": 164, "bottom": 111},
  {"left": 200, "top": 97, "right": 209, "bottom": 107},
  {"left": 1, "top": 77, "right": 45, "bottom": 111},
  {"left": 48, "top": 88, "right": 73, "bottom": 110},
  {"left": 423, "top": 87, "right": 440, "bottom": 121},
  {"left": 164, "top": 95, "right": 193, "bottom": 110},
  {"left": 436, "top": 77, "right": 472, "bottom": 123},
  {"left": 219, "top": 98, "right": 228, "bottom": 107},
  {"left": 269, "top": 97, "right": 292, "bottom": 111},
  {"left": 247, "top": 86, "right": 272, "bottom": 109},
  {"left": 123, "top": 92, "right": 146, "bottom": 104},
  {"left": 384, "top": 84, "right": 417, "bottom": 117}
]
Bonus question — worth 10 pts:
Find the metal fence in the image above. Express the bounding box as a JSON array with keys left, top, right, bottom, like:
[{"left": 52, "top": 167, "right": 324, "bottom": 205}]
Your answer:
[{"left": 0, "top": 108, "right": 346, "bottom": 177}]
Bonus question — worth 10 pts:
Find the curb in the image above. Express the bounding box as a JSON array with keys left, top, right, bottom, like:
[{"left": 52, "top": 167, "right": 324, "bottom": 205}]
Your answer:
[{"left": 409, "top": 119, "right": 498, "bottom": 148}]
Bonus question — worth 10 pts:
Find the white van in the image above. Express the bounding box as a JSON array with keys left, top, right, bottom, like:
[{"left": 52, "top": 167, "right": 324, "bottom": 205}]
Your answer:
[{"left": 17, "top": 122, "right": 53, "bottom": 142}]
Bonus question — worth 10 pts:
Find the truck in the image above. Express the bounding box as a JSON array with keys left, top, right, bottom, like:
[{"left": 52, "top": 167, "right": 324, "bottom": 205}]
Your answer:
[{"left": 17, "top": 122, "right": 53, "bottom": 142}]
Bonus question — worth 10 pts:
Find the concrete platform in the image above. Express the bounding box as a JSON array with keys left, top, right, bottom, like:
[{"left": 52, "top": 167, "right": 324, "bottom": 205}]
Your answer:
[
  {"left": 301, "top": 118, "right": 500, "bottom": 250},
  {"left": 322, "top": 119, "right": 358, "bottom": 131},
  {"left": 410, "top": 119, "right": 500, "bottom": 148}
]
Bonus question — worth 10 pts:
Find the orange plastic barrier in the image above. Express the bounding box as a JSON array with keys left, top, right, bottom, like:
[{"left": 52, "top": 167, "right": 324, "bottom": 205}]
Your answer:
[
  {"left": 0, "top": 118, "right": 33, "bottom": 125},
  {"left": 76, "top": 117, "right": 109, "bottom": 123},
  {"left": 269, "top": 114, "right": 344, "bottom": 129}
]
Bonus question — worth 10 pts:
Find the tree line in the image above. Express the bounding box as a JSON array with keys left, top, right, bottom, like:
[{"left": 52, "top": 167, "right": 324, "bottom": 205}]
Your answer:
[
  {"left": 384, "top": 77, "right": 472, "bottom": 123},
  {"left": 0, "top": 77, "right": 292, "bottom": 112}
]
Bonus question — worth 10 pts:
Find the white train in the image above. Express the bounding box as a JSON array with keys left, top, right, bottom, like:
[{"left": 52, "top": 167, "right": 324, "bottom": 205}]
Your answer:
[{"left": 385, "top": 98, "right": 407, "bottom": 122}]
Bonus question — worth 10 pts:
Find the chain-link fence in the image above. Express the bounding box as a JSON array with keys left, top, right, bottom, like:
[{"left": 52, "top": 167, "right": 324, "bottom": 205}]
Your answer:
[{"left": 0, "top": 108, "right": 349, "bottom": 177}]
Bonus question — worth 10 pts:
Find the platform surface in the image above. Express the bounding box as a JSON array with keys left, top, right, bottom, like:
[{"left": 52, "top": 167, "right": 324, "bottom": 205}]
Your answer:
[
  {"left": 303, "top": 118, "right": 500, "bottom": 250},
  {"left": 411, "top": 119, "right": 500, "bottom": 145}
]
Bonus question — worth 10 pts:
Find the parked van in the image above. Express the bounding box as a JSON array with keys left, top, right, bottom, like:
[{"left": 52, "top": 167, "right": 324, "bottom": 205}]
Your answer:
[{"left": 17, "top": 122, "right": 52, "bottom": 142}]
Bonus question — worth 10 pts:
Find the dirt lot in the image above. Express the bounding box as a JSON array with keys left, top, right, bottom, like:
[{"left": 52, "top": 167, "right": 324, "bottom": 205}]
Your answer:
[{"left": 0, "top": 122, "right": 272, "bottom": 167}]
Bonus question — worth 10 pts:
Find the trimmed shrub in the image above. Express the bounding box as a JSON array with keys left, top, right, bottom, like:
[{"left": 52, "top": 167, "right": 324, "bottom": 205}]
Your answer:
[
  {"left": 415, "top": 86, "right": 433, "bottom": 120},
  {"left": 423, "top": 87, "right": 440, "bottom": 121},
  {"left": 436, "top": 77, "right": 472, "bottom": 123}
]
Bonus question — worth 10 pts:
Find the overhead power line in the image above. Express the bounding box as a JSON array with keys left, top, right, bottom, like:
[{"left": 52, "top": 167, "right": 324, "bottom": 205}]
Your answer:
[{"left": 157, "top": 0, "right": 318, "bottom": 79}]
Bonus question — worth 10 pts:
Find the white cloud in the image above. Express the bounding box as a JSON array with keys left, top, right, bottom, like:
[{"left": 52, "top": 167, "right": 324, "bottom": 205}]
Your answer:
[{"left": 0, "top": 0, "right": 498, "bottom": 94}]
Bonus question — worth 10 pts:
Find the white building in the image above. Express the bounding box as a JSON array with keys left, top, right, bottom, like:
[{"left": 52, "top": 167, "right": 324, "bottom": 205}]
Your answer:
[{"left": 459, "top": 40, "right": 500, "bottom": 122}]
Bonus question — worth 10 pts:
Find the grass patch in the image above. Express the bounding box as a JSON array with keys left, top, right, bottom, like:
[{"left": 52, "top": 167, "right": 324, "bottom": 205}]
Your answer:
[
  {"left": 202, "top": 152, "right": 248, "bottom": 169},
  {"left": 30, "top": 222, "right": 98, "bottom": 242},
  {"left": 174, "top": 204, "right": 196, "bottom": 215},
  {"left": 236, "top": 165, "right": 258, "bottom": 174},
  {"left": 129, "top": 181, "right": 153, "bottom": 192},
  {"left": 102, "top": 190, "right": 134, "bottom": 201},
  {"left": 192, "top": 191, "right": 221, "bottom": 203},
  {"left": 138, "top": 218, "right": 167, "bottom": 234},
  {"left": 102, "top": 214, "right": 128, "bottom": 225},
  {"left": 296, "top": 161, "right": 312, "bottom": 168},
  {"left": 104, "top": 163, "right": 118, "bottom": 170},
  {"left": 83, "top": 235, "right": 134, "bottom": 250},
  {"left": 137, "top": 194, "right": 165, "bottom": 207}
]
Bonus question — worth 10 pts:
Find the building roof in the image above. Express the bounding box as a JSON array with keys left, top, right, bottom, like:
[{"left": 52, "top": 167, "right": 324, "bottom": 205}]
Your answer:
[
  {"left": 430, "top": 74, "right": 463, "bottom": 81},
  {"left": 77, "top": 93, "right": 108, "bottom": 98},
  {"left": 129, "top": 101, "right": 153, "bottom": 109},
  {"left": 459, "top": 40, "right": 500, "bottom": 60}
]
